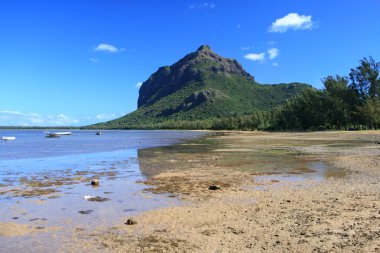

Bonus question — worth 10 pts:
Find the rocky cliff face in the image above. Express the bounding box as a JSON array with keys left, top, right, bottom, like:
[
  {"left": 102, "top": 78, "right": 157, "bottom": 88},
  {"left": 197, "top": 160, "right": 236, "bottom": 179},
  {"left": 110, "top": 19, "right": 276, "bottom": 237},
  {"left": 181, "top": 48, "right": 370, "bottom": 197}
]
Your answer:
[
  {"left": 137, "top": 45, "right": 254, "bottom": 108},
  {"left": 88, "top": 45, "right": 310, "bottom": 129}
]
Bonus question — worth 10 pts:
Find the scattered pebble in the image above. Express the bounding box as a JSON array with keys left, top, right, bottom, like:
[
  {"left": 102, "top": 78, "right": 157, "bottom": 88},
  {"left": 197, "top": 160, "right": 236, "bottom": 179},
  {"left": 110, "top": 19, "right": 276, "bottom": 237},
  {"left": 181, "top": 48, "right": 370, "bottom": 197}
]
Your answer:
[
  {"left": 208, "top": 185, "right": 220, "bottom": 190},
  {"left": 90, "top": 179, "right": 100, "bottom": 186},
  {"left": 87, "top": 196, "right": 109, "bottom": 202},
  {"left": 125, "top": 217, "right": 137, "bottom": 225},
  {"left": 78, "top": 210, "right": 93, "bottom": 215}
]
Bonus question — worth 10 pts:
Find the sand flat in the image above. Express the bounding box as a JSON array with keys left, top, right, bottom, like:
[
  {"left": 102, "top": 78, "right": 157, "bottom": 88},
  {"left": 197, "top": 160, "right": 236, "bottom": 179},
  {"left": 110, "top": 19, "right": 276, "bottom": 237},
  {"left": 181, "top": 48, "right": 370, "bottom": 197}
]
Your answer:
[
  {"left": 2, "top": 131, "right": 380, "bottom": 252},
  {"left": 57, "top": 131, "right": 379, "bottom": 252}
]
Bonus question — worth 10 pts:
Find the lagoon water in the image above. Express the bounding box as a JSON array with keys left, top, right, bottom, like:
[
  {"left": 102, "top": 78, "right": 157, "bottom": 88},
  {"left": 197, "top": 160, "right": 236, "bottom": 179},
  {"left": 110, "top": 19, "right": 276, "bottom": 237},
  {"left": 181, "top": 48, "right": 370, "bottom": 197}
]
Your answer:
[
  {"left": 0, "top": 130, "right": 348, "bottom": 251},
  {"left": 0, "top": 130, "right": 205, "bottom": 160},
  {"left": 0, "top": 130, "right": 206, "bottom": 251}
]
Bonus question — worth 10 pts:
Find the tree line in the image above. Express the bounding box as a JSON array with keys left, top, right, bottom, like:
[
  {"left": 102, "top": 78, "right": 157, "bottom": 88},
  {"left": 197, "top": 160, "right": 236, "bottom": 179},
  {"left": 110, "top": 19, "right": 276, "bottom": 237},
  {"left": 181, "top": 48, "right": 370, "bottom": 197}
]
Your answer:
[
  {"left": 130, "top": 57, "right": 380, "bottom": 131},
  {"left": 273, "top": 57, "right": 380, "bottom": 130},
  {"left": 80, "top": 57, "right": 380, "bottom": 131}
]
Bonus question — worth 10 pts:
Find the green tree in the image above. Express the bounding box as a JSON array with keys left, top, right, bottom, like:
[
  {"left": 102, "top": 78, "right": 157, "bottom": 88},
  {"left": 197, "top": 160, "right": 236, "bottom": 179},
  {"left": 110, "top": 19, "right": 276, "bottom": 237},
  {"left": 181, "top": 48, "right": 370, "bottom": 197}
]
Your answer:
[
  {"left": 349, "top": 57, "right": 380, "bottom": 101},
  {"left": 322, "top": 75, "right": 354, "bottom": 128},
  {"left": 355, "top": 98, "right": 380, "bottom": 129},
  {"left": 275, "top": 89, "right": 326, "bottom": 130}
]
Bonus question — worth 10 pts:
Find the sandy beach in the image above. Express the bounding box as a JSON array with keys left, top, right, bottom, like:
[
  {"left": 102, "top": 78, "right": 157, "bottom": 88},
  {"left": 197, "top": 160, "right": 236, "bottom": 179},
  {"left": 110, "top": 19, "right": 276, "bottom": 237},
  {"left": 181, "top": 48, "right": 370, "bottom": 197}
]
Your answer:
[{"left": 2, "top": 131, "right": 380, "bottom": 252}]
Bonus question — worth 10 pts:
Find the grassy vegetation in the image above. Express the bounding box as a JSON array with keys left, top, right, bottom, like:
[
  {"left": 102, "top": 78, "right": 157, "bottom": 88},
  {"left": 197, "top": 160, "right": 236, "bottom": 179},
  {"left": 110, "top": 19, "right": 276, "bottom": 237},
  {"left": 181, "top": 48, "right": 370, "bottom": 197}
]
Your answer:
[
  {"left": 86, "top": 57, "right": 380, "bottom": 131},
  {"left": 86, "top": 45, "right": 310, "bottom": 129},
  {"left": 87, "top": 72, "right": 309, "bottom": 129}
]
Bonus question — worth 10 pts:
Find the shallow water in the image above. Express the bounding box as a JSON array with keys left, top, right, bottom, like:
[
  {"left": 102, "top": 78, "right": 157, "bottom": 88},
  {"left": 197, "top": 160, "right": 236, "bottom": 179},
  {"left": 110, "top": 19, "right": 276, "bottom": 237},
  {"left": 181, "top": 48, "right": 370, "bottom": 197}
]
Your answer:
[
  {"left": 0, "top": 130, "right": 354, "bottom": 251},
  {"left": 0, "top": 130, "right": 203, "bottom": 160},
  {"left": 0, "top": 130, "right": 206, "bottom": 251},
  {"left": 137, "top": 133, "right": 348, "bottom": 180}
]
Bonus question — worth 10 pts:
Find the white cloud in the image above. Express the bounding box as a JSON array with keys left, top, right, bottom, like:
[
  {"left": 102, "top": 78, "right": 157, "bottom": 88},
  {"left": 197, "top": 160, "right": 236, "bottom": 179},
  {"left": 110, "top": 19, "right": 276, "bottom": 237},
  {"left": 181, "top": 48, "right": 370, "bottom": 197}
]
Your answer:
[
  {"left": 94, "top": 43, "right": 119, "bottom": 53},
  {"left": 0, "top": 110, "right": 79, "bottom": 126},
  {"left": 268, "top": 48, "right": 279, "bottom": 59},
  {"left": 0, "top": 110, "right": 24, "bottom": 116},
  {"left": 244, "top": 48, "right": 280, "bottom": 63},
  {"left": 241, "top": 46, "right": 250, "bottom": 50},
  {"left": 189, "top": 2, "right": 215, "bottom": 10},
  {"left": 136, "top": 82, "right": 143, "bottom": 89},
  {"left": 95, "top": 113, "right": 116, "bottom": 120},
  {"left": 244, "top": 52, "right": 266, "bottom": 61},
  {"left": 272, "top": 62, "right": 279, "bottom": 67},
  {"left": 90, "top": 58, "right": 99, "bottom": 63},
  {"left": 269, "top": 13, "right": 314, "bottom": 33},
  {"left": 267, "top": 41, "right": 278, "bottom": 46}
]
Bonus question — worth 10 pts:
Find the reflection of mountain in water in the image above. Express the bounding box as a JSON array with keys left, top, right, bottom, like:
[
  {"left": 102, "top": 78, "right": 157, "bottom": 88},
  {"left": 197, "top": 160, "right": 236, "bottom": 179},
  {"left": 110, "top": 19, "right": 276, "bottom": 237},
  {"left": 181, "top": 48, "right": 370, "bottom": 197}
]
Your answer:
[
  {"left": 136, "top": 136, "right": 219, "bottom": 178},
  {"left": 136, "top": 136, "right": 346, "bottom": 180},
  {"left": 137, "top": 148, "right": 164, "bottom": 178}
]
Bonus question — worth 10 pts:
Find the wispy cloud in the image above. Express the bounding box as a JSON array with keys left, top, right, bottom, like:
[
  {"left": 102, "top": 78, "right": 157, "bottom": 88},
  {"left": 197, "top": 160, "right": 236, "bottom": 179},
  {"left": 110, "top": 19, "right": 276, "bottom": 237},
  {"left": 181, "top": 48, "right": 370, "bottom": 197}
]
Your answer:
[
  {"left": 188, "top": 2, "right": 216, "bottom": 10},
  {"left": 267, "top": 41, "right": 278, "bottom": 46},
  {"left": 136, "top": 82, "right": 143, "bottom": 89},
  {"left": 268, "top": 48, "right": 279, "bottom": 59},
  {"left": 90, "top": 58, "right": 99, "bottom": 63},
  {"left": 95, "top": 113, "right": 116, "bottom": 120},
  {"left": 269, "top": 13, "right": 314, "bottom": 33},
  {"left": 94, "top": 43, "right": 119, "bottom": 53},
  {"left": 241, "top": 46, "right": 251, "bottom": 50},
  {"left": 272, "top": 62, "right": 279, "bottom": 67},
  {"left": 244, "top": 52, "right": 266, "bottom": 61},
  {"left": 0, "top": 110, "right": 79, "bottom": 126}
]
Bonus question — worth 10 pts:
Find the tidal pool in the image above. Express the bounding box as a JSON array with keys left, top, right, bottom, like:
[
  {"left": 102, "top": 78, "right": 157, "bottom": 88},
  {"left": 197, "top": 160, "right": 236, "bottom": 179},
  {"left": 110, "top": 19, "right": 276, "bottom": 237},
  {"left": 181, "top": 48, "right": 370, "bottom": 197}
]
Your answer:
[{"left": 1, "top": 130, "right": 365, "bottom": 252}]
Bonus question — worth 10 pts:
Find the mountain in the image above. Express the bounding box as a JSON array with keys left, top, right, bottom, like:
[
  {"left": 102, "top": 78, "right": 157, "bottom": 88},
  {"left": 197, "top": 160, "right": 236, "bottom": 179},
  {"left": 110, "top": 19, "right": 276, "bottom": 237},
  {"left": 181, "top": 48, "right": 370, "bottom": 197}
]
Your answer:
[{"left": 88, "top": 45, "right": 310, "bottom": 129}]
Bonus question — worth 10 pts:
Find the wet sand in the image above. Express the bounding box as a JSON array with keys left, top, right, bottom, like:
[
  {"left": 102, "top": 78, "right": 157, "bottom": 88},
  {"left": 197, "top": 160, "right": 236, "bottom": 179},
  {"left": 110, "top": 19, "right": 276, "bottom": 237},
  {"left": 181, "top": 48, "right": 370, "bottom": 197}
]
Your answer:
[{"left": 2, "top": 131, "right": 380, "bottom": 252}]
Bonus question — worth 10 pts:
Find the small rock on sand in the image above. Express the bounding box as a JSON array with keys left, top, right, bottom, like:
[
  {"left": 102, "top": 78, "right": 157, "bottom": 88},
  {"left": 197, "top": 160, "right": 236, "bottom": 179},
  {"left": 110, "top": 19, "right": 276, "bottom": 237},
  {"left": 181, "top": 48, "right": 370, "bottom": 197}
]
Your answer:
[
  {"left": 86, "top": 196, "right": 109, "bottom": 202},
  {"left": 208, "top": 185, "right": 220, "bottom": 190},
  {"left": 91, "top": 179, "right": 100, "bottom": 186},
  {"left": 125, "top": 218, "right": 137, "bottom": 225}
]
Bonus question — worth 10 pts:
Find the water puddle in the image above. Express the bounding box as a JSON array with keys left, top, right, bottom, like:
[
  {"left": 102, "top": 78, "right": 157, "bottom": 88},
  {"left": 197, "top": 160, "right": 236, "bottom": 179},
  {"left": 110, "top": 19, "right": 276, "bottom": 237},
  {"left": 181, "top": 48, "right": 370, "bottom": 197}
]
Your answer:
[
  {"left": 0, "top": 149, "right": 179, "bottom": 252},
  {"left": 0, "top": 131, "right": 362, "bottom": 251},
  {"left": 137, "top": 133, "right": 348, "bottom": 180}
]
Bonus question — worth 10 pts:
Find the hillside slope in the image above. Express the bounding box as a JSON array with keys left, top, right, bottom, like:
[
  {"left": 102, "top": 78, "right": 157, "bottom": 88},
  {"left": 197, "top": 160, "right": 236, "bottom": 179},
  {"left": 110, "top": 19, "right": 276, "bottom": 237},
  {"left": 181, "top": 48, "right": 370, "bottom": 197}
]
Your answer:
[{"left": 89, "top": 45, "right": 310, "bottom": 129}]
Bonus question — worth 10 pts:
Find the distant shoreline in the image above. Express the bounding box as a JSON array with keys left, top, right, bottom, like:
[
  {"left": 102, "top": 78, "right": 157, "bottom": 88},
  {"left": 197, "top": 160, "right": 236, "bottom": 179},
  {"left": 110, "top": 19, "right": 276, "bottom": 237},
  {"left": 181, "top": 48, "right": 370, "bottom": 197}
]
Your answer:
[{"left": 0, "top": 126, "right": 80, "bottom": 130}]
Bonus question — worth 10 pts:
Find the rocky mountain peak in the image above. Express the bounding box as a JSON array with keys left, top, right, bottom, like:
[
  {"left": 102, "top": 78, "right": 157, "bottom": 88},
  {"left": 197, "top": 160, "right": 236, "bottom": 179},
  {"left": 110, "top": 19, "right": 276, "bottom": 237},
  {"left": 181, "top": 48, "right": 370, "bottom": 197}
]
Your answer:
[
  {"left": 196, "top": 44, "right": 212, "bottom": 52},
  {"left": 137, "top": 45, "right": 255, "bottom": 108}
]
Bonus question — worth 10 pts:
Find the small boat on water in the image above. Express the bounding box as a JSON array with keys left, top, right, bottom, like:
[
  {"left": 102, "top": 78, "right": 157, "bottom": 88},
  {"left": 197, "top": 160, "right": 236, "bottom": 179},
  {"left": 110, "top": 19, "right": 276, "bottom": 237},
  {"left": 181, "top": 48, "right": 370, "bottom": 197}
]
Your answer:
[
  {"left": 96, "top": 131, "right": 102, "bottom": 135},
  {"left": 1, "top": 136, "right": 16, "bottom": 141},
  {"left": 46, "top": 131, "right": 72, "bottom": 138}
]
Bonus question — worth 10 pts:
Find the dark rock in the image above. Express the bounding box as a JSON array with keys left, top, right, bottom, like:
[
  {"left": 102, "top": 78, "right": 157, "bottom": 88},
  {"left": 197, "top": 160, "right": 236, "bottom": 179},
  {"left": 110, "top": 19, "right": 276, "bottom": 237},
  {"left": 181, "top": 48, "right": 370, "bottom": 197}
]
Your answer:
[
  {"left": 90, "top": 179, "right": 100, "bottom": 186},
  {"left": 87, "top": 196, "right": 109, "bottom": 202},
  {"left": 78, "top": 210, "right": 93, "bottom": 215},
  {"left": 137, "top": 45, "right": 255, "bottom": 108},
  {"left": 91, "top": 45, "right": 310, "bottom": 129},
  {"left": 125, "top": 217, "right": 137, "bottom": 225},
  {"left": 208, "top": 185, "right": 220, "bottom": 190}
]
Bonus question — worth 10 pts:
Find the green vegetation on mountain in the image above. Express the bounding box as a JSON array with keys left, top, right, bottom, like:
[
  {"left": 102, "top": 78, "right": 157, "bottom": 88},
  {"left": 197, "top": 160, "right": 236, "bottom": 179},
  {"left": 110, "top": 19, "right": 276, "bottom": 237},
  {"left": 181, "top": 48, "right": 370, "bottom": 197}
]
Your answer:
[
  {"left": 87, "top": 45, "right": 379, "bottom": 131},
  {"left": 88, "top": 45, "right": 309, "bottom": 129},
  {"left": 207, "top": 57, "right": 380, "bottom": 131}
]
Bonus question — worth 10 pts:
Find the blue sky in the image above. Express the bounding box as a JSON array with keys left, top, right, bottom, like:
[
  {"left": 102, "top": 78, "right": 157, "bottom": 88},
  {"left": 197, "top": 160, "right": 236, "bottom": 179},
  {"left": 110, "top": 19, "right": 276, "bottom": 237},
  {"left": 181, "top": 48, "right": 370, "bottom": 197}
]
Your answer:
[{"left": 1, "top": 0, "right": 379, "bottom": 126}]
